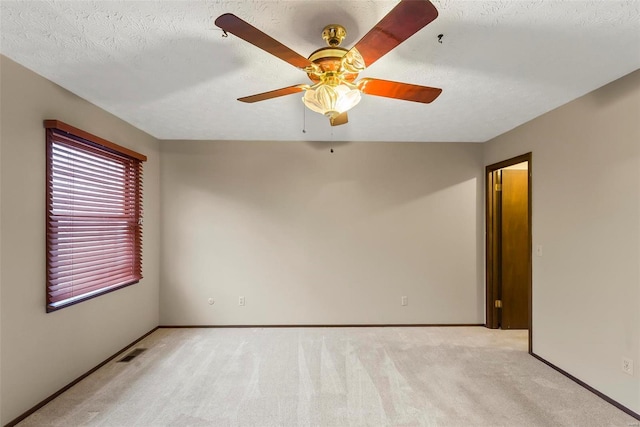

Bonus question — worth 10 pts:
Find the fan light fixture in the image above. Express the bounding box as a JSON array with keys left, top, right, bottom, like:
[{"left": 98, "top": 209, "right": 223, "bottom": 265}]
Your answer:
[{"left": 302, "top": 82, "right": 361, "bottom": 118}]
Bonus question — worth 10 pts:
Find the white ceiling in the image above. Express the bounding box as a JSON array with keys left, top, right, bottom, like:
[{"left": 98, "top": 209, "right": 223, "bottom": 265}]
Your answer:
[{"left": 1, "top": 1, "right": 639, "bottom": 142}]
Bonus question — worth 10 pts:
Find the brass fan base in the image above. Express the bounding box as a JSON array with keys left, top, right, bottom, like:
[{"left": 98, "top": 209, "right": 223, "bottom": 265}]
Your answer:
[{"left": 307, "top": 23, "right": 359, "bottom": 85}]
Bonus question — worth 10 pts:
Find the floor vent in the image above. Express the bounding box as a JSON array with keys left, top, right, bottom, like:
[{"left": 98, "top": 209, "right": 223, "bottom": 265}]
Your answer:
[{"left": 118, "top": 348, "right": 146, "bottom": 363}]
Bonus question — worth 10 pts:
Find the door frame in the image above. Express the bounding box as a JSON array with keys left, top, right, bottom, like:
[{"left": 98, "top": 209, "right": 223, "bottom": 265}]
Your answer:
[{"left": 485, "top": 152, "right": 532, "bottom": 353}]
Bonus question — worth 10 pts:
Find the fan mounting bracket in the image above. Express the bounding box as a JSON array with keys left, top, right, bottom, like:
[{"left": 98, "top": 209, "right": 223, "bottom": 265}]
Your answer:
[{"left": 322, "top": 24, "right": 347, "bottom": 47}]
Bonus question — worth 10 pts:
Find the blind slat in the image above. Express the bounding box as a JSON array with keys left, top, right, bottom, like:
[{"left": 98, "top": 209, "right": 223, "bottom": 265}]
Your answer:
[
  {"left": 48, "top": 233, "right": 137, "bottom": 242},
  {"left": 52, "top": 156, "right": 127, "bottom": 181},
  {"left": 49, "top": 270, "right": 135, "bottom": 294},
  {"left": 48, "top": 238, "right": 140, "bottom": 252},
  {"left": 49, "top": 258, "right": 134, "bottom": 281},
  {"left": 51, "top": 183, "right": 129, "bottom": 199},
  {"left": 49, "top": 274, "right": 138, "bottom": 302},
  {"left": 51, "top": 220, "right": 137, "bottom": 226},
  {"left": 51, "top": 205, "right": 133, "bottom": 215},
  {"left": 51, "top": 167, "right": 128, "bottom": 192},
  {"left": 52, "top": 191, "right": 132, "bottom": 203},
  {"left": 49, "top": 250, "right": 135, "bottom": 268}
]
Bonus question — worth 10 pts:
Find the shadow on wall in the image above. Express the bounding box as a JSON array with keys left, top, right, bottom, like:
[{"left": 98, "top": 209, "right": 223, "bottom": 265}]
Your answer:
[
  {"left": 586, "top": 68, "right": 640, "bottom": 107},
  {"left": 160, "top": 140, "right": 483, "bottom": 220}
]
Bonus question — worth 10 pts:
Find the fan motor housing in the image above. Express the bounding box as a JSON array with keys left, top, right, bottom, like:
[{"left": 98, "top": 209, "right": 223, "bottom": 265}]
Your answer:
[{"left": 306, "top": 47, "right": 359, "bottom": 84}]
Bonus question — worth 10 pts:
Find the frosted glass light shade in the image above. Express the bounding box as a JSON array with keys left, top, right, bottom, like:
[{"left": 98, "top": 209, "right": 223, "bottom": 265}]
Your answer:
[{"left": 302, "top": 84, "right": 361, "bottom": 117}]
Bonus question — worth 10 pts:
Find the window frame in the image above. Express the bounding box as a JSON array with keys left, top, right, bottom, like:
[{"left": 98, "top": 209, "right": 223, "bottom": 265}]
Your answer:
[{"left": 44, "top": 120, "right": 147, "bottom": 312}]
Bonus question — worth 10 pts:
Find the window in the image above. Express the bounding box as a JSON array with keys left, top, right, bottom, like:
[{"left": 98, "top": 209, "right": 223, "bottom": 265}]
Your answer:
[{"left": 44, "top": 120, "right": 146, "bottom": 312}]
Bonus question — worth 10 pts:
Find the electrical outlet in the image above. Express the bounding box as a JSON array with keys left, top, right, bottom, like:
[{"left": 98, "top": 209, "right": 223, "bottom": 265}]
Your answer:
[
  {"left": 401, "top": 296, "right": 408, "bottom": 306},
  {"left": 239, "top": 296, "right": 245, "bottom": 306},
  {"left": 207, "top": 298, "right": 215, "bottom": 305},
  {"left": 622, "top": 357, "right": 634, "bottom": 376}
]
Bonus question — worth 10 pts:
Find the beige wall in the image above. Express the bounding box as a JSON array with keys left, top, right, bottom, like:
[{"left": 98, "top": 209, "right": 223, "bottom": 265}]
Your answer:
[
  {"left": 0, "top": 56, "right": 161, "bottom": 424},
  {"left": 485, "top": 69, "right": 640, "bottom": 413},
  {"left": 159, "top": 140, "right": 485, "bottom": 325}
]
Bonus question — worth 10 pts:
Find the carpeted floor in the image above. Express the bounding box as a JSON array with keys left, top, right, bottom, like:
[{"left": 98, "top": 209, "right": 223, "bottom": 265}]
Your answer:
[{"left": 18, "top": 327, "right": 638, "bottom": 426}]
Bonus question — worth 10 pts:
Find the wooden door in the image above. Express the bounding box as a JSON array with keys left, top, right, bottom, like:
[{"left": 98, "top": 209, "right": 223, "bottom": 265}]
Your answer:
[{"left": 500, "top": 169, "right": 529, "bottom": 329}]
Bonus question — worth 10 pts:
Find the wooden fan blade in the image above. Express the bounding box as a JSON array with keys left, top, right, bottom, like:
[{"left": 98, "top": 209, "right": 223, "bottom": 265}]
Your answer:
[
  {"left": 349, "top": 0, "right": 438, "bottom": 68},
  {"left": 357, "top": 78, "right": 442, "bottom": 103},
  {"left": 330, "top": 112, "right": 348, "bottom": 126},
  {"left": 238, "top": 85, "right": 308, "bottom": 103},
  {"left": 215, "top": 14, "right": 313, "bottom": 69}
]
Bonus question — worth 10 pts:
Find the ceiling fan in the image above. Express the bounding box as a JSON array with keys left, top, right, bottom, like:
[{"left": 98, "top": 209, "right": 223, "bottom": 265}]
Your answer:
[{"left": 215, "top": 0, "right": 442, "bottom": 127}]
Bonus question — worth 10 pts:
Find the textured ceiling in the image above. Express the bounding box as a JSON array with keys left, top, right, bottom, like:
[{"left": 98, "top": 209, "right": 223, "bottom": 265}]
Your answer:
[{"left": 1, "top": 0, "right": 639, "bottom": 142}]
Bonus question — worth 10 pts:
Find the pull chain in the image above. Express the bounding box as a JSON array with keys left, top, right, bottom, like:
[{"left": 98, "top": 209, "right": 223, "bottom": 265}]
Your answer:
[{"left": 302, "top": 105, "right": 307, "bottom": 134}]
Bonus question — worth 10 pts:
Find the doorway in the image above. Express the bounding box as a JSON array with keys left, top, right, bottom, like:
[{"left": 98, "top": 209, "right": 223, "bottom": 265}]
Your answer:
[{"left": 486, "top": 153, "right": 532, "bottom": 352}]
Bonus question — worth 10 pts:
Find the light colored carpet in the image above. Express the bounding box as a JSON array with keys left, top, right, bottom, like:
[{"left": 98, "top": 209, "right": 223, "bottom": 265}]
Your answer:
[{"left": 18, "top": 327, "right": 637, "bottom": 426}]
